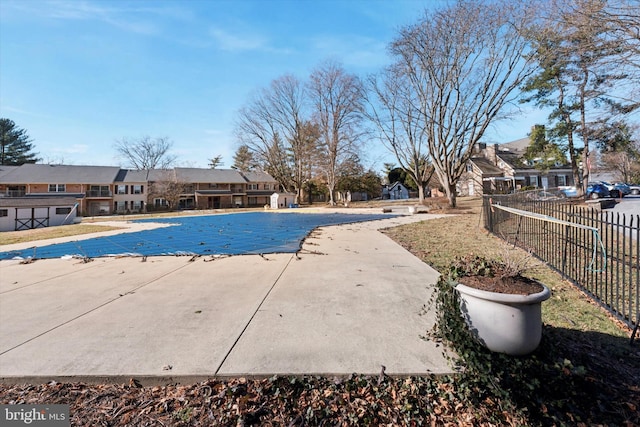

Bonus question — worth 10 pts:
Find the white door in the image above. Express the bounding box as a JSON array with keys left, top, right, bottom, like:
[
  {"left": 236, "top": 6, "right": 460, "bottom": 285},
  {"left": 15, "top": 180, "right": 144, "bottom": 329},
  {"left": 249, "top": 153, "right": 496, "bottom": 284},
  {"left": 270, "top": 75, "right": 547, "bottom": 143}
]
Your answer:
[{"left": 541, "top": 177, "right": 548, "bottom": 189}]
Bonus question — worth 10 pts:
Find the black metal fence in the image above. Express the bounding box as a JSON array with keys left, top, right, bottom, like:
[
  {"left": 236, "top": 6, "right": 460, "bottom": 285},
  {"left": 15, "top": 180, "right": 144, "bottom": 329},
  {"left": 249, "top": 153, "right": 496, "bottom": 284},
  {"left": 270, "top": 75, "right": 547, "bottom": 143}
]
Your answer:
[{"left": 483, "top": 192, "right": 639, "bottom": 332}]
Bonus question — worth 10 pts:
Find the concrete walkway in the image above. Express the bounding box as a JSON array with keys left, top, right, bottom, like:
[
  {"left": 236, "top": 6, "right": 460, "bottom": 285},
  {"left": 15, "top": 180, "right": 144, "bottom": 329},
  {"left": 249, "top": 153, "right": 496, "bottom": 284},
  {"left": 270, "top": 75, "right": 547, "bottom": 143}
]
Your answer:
[{"left": 0, "top": 211, "right": 454, "bottom": 383}]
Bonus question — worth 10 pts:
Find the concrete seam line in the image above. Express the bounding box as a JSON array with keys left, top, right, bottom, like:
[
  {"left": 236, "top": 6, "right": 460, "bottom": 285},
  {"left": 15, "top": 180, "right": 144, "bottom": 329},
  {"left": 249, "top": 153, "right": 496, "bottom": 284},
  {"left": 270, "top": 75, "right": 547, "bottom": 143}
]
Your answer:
[
  {"left": 214, "top": 254, "right": 295, "bottom": 375},
  {"left": 0, "top": 263, "right": 99, "bottom": 295},
  {"left": 0, "top": 261, "right": 194, "bottom": 357}
]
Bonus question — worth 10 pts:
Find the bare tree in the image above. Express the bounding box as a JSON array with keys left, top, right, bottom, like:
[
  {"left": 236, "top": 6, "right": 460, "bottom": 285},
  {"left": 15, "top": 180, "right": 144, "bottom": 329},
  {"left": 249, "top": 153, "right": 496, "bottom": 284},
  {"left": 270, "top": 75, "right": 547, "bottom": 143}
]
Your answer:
[
  {"left": 148, "top": 169, "right": 186, "bottom": 211},
  {"left": 308, "top": 61, "right": 365, "bottom": 205},
  {"left": 235, "top": 75, "right": 317, "bottom": 202},
  {"left": 365, "top": 66, "right": 433, "bottom": 203},
  {"left": 589, "top": 0, "right": 640, "bottom": 72},
  {"left": 390, "top": 0, "right": 535, "bottom": 207},
  {"left": 601, "top": 148, "right": 640, "bottom": 184},
  {"left": 114, "top": 136, "right": 176, "bottom": 170}
]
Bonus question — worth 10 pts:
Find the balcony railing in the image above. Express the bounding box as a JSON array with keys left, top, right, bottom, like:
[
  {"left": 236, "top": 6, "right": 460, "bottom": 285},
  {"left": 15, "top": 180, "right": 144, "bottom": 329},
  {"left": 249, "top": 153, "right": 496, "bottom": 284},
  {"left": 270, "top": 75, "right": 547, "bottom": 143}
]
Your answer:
[
  {"left": 86, "top": 190, "right": 113, "bottom": 197},
  {"left": 3, "top": 190, "right": 27, "bottom": 197}
]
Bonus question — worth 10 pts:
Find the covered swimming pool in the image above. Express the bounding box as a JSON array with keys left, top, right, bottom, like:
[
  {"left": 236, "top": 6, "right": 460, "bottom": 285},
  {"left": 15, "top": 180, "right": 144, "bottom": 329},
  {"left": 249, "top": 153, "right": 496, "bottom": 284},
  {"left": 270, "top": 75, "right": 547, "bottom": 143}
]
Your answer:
[{"left": 0, "top": 211, "right": 392, "bottom": 260}]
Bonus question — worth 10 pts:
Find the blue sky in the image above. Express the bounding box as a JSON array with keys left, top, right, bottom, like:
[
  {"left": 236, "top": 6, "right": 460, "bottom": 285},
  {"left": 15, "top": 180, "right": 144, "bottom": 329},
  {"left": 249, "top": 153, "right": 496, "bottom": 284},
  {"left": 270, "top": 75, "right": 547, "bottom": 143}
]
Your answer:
[{"left": 0, "top": 0, "right": 546, "bottom": 171}]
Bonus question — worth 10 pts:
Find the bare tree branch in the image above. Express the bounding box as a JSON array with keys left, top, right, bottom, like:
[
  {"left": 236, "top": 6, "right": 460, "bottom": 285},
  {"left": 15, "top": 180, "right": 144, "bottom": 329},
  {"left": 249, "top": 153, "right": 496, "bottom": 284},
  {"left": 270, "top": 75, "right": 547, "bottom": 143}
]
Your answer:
[
  {"left": 114, "top": 136, "right": 176, "bottom": 170},
  {"left": 365, "top": 66, "right": 434, "bottom": 202},
  {"left": 308, "top": 61, "right": 365, "bottom": 205},
  {"left": 391, "top": 0, "right": 535, "bottom": 207},
  {"left": 235, "top": 75, "right": 319, "bottom": 202}
]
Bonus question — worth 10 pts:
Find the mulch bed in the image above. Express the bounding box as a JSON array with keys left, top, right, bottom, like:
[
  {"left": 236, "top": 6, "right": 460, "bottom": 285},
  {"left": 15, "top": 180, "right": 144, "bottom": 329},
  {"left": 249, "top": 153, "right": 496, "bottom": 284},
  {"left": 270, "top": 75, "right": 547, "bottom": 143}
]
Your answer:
[
  {"left": 0, "top": 374, "right": 519, "bottom": 426},
  {"left": 459, "top": 275, "right": 544, "bottom": 295}
]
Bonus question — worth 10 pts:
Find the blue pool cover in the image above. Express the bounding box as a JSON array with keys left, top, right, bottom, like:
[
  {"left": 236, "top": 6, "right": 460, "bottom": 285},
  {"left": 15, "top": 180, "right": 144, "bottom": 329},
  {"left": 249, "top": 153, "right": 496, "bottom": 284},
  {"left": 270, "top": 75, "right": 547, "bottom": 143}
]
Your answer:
[{"left": 0, "top": 212, "right": 392, "bottom": 260}]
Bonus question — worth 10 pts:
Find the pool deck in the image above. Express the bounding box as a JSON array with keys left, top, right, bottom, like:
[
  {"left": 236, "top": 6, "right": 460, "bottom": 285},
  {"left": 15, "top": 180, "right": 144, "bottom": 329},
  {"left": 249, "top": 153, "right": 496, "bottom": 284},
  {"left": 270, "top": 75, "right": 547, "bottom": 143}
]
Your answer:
[{"left": 0, "top": 208, "right": 455, "bottom": 384}]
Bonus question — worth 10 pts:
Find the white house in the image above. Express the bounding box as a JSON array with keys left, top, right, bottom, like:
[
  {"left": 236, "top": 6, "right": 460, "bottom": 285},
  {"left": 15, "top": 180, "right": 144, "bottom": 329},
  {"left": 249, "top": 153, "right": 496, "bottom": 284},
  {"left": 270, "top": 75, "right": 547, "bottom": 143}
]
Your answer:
[{"left": 382, "top": 182, "right": 410, "bottom": 200}]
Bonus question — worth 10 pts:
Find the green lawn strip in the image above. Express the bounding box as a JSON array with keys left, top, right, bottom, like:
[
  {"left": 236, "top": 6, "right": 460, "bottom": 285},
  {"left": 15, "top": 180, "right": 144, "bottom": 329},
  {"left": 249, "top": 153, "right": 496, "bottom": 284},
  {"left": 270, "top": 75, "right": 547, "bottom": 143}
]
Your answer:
[{"left": 0, "top": 224, "right": 124, "bottom": 245}]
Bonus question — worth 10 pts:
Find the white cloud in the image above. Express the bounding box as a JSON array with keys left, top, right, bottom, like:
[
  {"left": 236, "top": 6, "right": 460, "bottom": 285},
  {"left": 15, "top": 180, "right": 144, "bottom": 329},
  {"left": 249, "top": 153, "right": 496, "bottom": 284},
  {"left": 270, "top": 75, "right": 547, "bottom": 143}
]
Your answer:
[
  {"left": 0, "top": 105, "right": 50, "bottom": 118},
  {"left": 203, "top": 129, "right": 224, "bottom": 136},
  {"left": 310, "top": 35, "right": 389, "bottom": 69},
  {"left": 22, "top": 0, "right": 163, "bottom": 35},
  {"left": 208, "top": 27, "right": 267, "bottom": 52}
]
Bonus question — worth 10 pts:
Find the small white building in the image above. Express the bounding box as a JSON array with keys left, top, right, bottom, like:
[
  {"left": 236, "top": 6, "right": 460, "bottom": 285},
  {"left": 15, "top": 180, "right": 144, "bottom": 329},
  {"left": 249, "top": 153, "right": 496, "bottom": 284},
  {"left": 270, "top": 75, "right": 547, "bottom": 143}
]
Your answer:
[
  {"left": 382, "top": 182, "right": 410, "bottom": 200},
  {"left": 270, "top": 192, "right": 297, "bottom": 209},
  {"left": 0, "top": 197, "right": 78, "bottom": 231}
]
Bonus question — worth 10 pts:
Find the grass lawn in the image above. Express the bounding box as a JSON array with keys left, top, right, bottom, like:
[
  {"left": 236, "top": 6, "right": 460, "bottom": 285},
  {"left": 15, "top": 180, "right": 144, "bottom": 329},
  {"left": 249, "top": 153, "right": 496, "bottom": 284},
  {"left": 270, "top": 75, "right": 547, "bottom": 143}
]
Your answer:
[
  {"left": 1, "top": 198, "right": 638, "bottom": 425},
  {"left": 0, "top": 224, "right": 124, "bottom": 246}
]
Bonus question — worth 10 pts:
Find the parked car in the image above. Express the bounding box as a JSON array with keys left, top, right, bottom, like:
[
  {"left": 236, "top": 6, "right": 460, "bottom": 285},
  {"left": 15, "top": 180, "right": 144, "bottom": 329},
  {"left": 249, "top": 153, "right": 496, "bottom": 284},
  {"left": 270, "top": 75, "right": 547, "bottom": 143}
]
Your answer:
[
  {"left": 558, "top": 186, "right": 578, "bottom": 198},
  {"left": 526, "top": 190, "right": 559, "bottom": 201},
  {"left": 585, "top": 183, "right": 610, "bottom": 199},
  {"left": 592, "top": 181, "right": 621, "bottom": 198},
  {"left": 613, "top": 182, "right": 631, "bottom": 196},
  {"left": 629, "top": 184, "right": 640, "bottom": 195}
]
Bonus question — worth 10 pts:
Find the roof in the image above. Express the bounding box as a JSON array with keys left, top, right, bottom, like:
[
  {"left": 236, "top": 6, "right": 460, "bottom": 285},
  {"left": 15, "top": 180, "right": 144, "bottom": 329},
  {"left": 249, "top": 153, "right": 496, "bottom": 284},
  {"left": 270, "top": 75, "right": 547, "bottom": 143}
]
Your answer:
[
  {"left": 240, "top": 170, "right": 278, "bottom": 183},
  {"left": 495, "top": 137, "right": 571, "bottom": 170},
  {"left": 0, "top": 164, "right": 121, "bottom": 184},
  {"left": 0, "top": 165, "right": 278, "bottom": 186},
  {"left": 115, "top": 169, "right": 170, "bottom": 183},
  {"left": 498, "top": 137, "right": 530, "bottom": 154},
  {"left": 0, "top": 196, "right": 79, "bottom": 208},
  {"left": 388, "top": 181, "right": 409, "bottom": 191},
  {"left": 498, "top": 149, "right": 571, "bottom": 171},
  {"left": 175, "top": 168, "right": 247, "bottom": 184},
  {"left": 470, "top": 157, "right": 503, "bottom": 175},
  {"left": 0, "top": 166, "right": 19, "bottom": 180},
  {"left": 194, "top": 190, "right": 233, "bottom": 195},
  {"left": 497, "top": 151, "right": 529, "bottom": 170}
]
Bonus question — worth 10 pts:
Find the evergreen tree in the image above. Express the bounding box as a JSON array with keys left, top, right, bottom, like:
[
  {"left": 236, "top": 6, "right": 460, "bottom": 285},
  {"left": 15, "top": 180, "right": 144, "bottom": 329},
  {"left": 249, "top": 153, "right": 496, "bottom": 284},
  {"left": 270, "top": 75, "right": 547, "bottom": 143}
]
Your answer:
[
  {"left": 208, "top": 155, "right": 223, "bottom": 169},
  {"left": 231, "top": 145, "right": 256, "bottom": 171},
  {"left": 524, "top": 125, "right": 567, "bottom": 173},
  {"left": 0, "top": 118, "right": 39, "bottom": 165}
]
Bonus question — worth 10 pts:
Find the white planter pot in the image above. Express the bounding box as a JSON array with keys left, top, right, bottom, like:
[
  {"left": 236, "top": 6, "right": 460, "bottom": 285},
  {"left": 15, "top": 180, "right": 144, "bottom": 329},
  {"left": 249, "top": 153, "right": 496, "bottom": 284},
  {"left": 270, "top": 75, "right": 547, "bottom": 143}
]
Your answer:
[{"left": 455, "top": 282, "right": 551, "bottom": 356}]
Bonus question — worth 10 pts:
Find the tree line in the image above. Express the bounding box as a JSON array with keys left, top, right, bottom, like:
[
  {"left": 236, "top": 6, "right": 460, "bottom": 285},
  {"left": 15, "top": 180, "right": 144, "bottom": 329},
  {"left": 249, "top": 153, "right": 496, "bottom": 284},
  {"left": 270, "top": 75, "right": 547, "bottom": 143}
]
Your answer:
[
  {"left": 3, "top": 0, "right": 639, "bottom": 206},
  {"left": 232, "top": 0, "right": 639, "bottom": 206}
]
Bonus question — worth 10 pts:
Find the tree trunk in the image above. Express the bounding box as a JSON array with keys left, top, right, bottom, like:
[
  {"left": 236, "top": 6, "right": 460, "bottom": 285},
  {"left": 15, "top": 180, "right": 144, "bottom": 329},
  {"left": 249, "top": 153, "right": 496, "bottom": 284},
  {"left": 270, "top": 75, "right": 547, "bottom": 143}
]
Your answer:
[
  {"left": 417, "top": 185, "right": 425, "bottom": 204},
  {"left": 445, "top": 183, "right": 457, "bottom": 208}
]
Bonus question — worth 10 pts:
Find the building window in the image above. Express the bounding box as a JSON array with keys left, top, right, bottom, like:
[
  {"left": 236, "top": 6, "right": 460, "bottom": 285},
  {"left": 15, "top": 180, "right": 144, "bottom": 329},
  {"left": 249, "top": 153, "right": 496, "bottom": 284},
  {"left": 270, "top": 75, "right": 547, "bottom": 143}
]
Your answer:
[
  {"left": 133, "top": 185, "right": 143, "bottom": 194},
  {"left": 117, "top": 185, "right": 127, "bottom": 194},
  {"left": 7, "top": 186, "right": 26, "bottom": 197},
  {"left": 132, "top": 201, "right": 143, "bottom": 211},
  {"left": 529, "top": 176, "right": 539, "bottom": 187},
  {"left": 264, "top": 184, "right": 272, "bottom": 191},
  {"left": 56, "top": 207, "right": 72, "bottom": 215},
  {"left": 248, "top": 183, "right": 258, "bottom": 190},
  {"left": 154, "top": 198, "right": 168, "bottom": 207},
  {"left": 49, "top": 184, "right": 66, "bottom": 192},
  {"left": 89, "top": 185, "right": 110, "bottom": 197},
  {"left": 208, "top": 183, "right": 218, "bottom": 189},
  {"left": 0, "top": 209, "right": 7, "bottom": 217},
  {"left": 557, "top": 175, "right": 566, "bottom": 186}
]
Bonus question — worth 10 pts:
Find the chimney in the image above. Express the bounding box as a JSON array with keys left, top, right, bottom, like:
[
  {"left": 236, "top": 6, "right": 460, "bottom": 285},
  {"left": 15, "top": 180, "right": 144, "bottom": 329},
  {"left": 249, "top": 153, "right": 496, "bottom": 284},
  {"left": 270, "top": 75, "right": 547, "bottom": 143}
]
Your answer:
[
  {"left": 473, "top": 142, "right": 486, "bottom": 154},
  {"left": 484, "top": 143, "right": 498, "bottom": 165}
]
